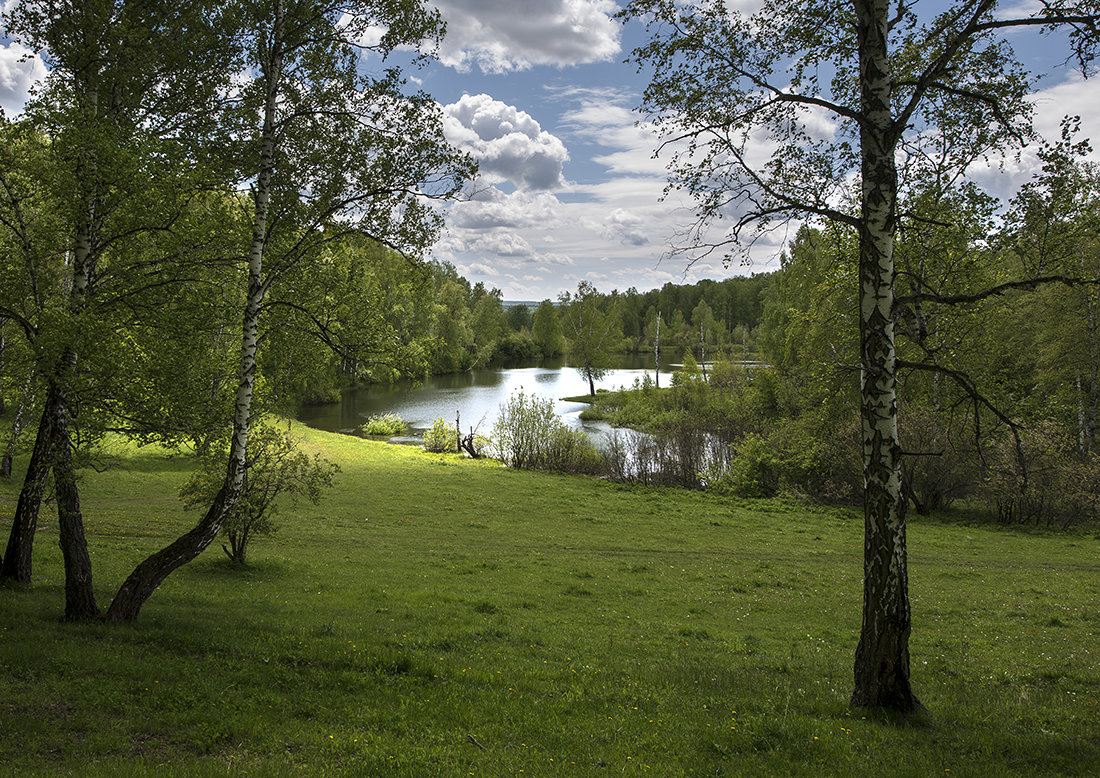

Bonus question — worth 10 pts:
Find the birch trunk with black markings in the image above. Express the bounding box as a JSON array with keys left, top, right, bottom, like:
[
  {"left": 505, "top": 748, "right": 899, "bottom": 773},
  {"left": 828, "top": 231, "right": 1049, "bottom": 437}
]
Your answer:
[
  {"left": 106, "top": 0, "right": 284, "bottom": 622},
  {"left": 850, "top": 0, "right": 918, "bottom": 712}
]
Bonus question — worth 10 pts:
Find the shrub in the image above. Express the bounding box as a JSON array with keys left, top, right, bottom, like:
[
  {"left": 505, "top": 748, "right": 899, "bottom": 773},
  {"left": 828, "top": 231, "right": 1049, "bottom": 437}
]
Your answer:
[
  {"left": 359, "top": 413, "right": 406, "bottom": 437},
  {"left": 978, "top": 421, "right": 1097, "bottom": 527},
  {"left": 423, "top": 417, "right": 458, "bottom": 453},
  {"left": 709, "top": 357, "right": 749, "bottom": 389},
  {"left": 491, "top": 391, "right": 604, "bottom": 474},
  {"left": 710, "top": 413, "right": 861, "bottom": 502},
  {"left": 721, "top": 433, "right": 780, "bottom": 497},
  {"left": 179, "top": 424, "right": 339, "bottom": 565},
  {"left": 492, "top": 332, "right": 539, "bottom": 362},
  {"left": 898, "top": 405, "right": 978, "bottom": 514}
]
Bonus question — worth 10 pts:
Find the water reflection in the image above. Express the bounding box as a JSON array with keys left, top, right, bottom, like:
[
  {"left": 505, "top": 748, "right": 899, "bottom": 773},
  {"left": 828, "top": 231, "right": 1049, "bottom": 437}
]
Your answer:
[{"left": 296, "top": 356, "right": 668, "bottom": 444}]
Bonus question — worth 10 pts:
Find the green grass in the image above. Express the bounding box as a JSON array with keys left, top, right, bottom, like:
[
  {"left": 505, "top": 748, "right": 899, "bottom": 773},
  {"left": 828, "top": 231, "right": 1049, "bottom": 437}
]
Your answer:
[{"left": 1, "top": 425, "right": 1097, "bottom": 775}]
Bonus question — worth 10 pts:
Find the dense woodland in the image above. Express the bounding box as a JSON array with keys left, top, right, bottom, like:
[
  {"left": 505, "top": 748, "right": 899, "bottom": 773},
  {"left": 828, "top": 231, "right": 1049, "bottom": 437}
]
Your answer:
[
  {"left": 572, "top": 182, "right": 1100, "bottom": 530},
  {"left": 1, "top": 0, "right": 1098, "bottom": 717}
]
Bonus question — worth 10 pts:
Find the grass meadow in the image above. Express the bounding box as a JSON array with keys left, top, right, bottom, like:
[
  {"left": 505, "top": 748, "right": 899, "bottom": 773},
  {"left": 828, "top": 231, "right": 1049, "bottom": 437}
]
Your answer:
[{"left": 1, "top": 424, "right": 1097, "bottom": 776}]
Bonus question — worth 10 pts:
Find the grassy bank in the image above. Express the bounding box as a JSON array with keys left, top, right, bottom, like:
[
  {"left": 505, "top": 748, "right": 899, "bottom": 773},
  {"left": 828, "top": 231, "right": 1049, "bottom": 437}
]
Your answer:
[{"left": 1, "top": 426, "right": 1097, "bottom": 775}]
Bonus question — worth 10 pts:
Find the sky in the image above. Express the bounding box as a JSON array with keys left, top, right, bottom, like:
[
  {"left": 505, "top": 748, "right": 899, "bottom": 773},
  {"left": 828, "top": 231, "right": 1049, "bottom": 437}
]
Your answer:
[{"left": 1, "top": 0, "right": 1097, "bottom": 302}]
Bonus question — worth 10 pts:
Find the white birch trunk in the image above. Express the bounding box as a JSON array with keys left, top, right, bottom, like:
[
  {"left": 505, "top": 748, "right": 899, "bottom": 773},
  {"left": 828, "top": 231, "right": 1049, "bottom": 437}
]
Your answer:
[
  {"left": 850, "top": 0, "right": 919, "bottom": 712},
  {"left": 655, "top": 313, "right": 661, "bottom": 389},
  {"left": 106, "top": 0, "right": 285, "bottom": 622}
]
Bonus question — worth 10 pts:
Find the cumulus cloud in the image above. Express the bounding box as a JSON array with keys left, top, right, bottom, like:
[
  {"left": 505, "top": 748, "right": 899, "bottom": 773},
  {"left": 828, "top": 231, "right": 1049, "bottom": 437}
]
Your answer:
[
  {"left": 467, "top": 231, "right": 537, "bottom": 257},
  {"left": 429, "top": 0, "right": 620, "bottom": 73},
  {"left": 443, "top": 93, "right": 569, "bottom": 190},
  {"left": 601, "top": 208, "right": 649, "bottom": 246},
  {"left": 437, "top": 88, "right": 771, "bottom": 298},
  {"left": 0, "top": 42, "right": 46, "bottom": 116},
  {"left": 451, "top": 188, "right": 561, "bottom": 229}
]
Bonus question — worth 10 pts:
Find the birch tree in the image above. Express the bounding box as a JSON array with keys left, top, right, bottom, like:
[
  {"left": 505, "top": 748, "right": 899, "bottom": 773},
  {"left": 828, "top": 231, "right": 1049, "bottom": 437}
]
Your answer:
[
  {"left": 621, "top": 0, "right": 1099, "bottom": 711},
  {"left": 105, "top": 0, "right": 473, "bottom": 621},
  {"left": 0, "top": 0, "right": 237, "bottom": 620},
  {"left": 561, "top": 281, "right": 622, "bottom": 396}
]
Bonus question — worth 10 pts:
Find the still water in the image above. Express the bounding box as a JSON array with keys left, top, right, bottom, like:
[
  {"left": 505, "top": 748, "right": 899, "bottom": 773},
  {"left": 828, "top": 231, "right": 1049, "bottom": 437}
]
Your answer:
[{"left": 296, "top": 356, "right": 669, "bottom": 444}]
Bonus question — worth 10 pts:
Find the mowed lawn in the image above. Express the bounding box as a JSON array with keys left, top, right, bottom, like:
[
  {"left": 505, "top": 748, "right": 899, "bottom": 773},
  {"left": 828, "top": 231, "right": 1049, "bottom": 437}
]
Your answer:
[{"left": 1, "top": 424, "right": 1097, "bottom": 776}]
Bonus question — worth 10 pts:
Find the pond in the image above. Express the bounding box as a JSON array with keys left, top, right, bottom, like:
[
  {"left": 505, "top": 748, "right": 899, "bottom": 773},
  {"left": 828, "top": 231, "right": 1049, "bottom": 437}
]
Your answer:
[{"left": 295, "top": 356, "right": 670, "bottom": 445}]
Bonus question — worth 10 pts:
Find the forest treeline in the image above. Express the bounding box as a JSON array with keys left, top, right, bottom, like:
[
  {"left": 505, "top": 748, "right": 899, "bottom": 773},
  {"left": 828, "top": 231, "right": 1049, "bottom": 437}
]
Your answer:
[
  {"left": 569, "top": 157, "right": 1100, "bottom": 529},
  {"left": 396, "top": 268, "right": 773, "bottom": 383}
]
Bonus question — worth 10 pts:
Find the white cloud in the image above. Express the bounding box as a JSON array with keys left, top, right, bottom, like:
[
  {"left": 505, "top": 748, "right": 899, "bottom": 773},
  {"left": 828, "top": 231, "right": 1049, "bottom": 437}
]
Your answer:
[
  {"left": 451, "top": 187, "right": 562, "bottom": 229},
  {"left": 430, "top": 0, "right": 620, "bottom": 73},
  {"left": 1029, "top": 72, "right": 1100, "bottom": 154},
  {"left": 468, "top": 231, "right": 537, "bottom": 257},
  {"left": 995, "top": 1, "right": 1044, "bottom": 19},
  {"left": 443, "top": 93, "right": 570, "bottom": 190},
  {"left": 0, "top": 42, "right": 46, "bottom": 116},
  {"left": 559, "top": 92, "right": 670, "bottom": 176},
  {"left": 601, "top": 208, "right": 649, "bottom": 246},
  {"left": 435, "top": 88, "right": 769, "bottom": 299}
]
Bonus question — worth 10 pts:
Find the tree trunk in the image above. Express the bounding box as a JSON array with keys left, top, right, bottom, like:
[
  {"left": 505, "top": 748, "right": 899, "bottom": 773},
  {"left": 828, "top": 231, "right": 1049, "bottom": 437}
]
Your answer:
[
  {"left": 1, "top": 368, "right": 36, "bottom": 480},
  {"left": 699, "top": 323, "right": 706, "bottom": 380},
  {"left": 654, "top": 312, "right": 661, "bottom": 389},
  {"left": 106, "top": 0, "right": 284, "bottom": 622},
  {"left": 52, "top": 393, "right": 100, "bottom": 620},
  {"left": 1083, "top": 286, "right": 1098, "bottom": 456},
  {"left": 0, "top": 319, "right": 6, "bottom": 416},
  {"left": 586, "top": 363, "right": 596, "bottom": 397},
  {"left": 1, "top": 388, "right": 57, "bottom": 583},
  {"left": 46, "top": 105, "right": 102, "bottom": 611},
  {"left": 850, "top": 0, "right": 920, "bottom": 713}
]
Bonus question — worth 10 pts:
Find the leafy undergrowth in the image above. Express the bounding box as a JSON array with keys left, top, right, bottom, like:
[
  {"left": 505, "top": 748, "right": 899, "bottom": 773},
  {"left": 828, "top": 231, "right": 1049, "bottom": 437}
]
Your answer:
[{"left": 1, "top": 426, "right": 1096, "bottom": 776}]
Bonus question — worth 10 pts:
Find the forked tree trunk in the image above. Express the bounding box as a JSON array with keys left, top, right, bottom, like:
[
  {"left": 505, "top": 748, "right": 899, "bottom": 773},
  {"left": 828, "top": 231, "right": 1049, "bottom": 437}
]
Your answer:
[
  {"left": 0, "top": 388, "right": 56, "bottom": 582},
  {"left": 850, "top": 0, "right": 920, "bottom": 713},
  {"left": 48, "top": 126, "right": 103, "bottom": 614},
  {"left": 105, "top": 0, "right": 284, "bottom": 622}
]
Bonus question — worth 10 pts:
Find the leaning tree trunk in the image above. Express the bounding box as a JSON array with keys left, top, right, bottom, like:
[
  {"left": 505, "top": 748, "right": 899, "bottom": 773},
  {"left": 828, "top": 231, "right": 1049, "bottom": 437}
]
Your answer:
[
  {"left": 850, "top": 0, "right": 920, "bottom": 713},
  {"left": 0, "top": 388, "right": 57, "bottom": 582},
  {"left": 105, "top": 0, "right": 283, "bottom": 622},
  {"left": 105, "top": 218, "right": 266, "bottom": 623}
]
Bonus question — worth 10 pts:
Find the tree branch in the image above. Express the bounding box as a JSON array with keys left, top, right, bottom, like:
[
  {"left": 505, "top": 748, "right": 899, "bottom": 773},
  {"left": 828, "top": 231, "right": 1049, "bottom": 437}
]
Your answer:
[{"left": 895, "top": 274, "right": 1097, "bottom": 307}]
